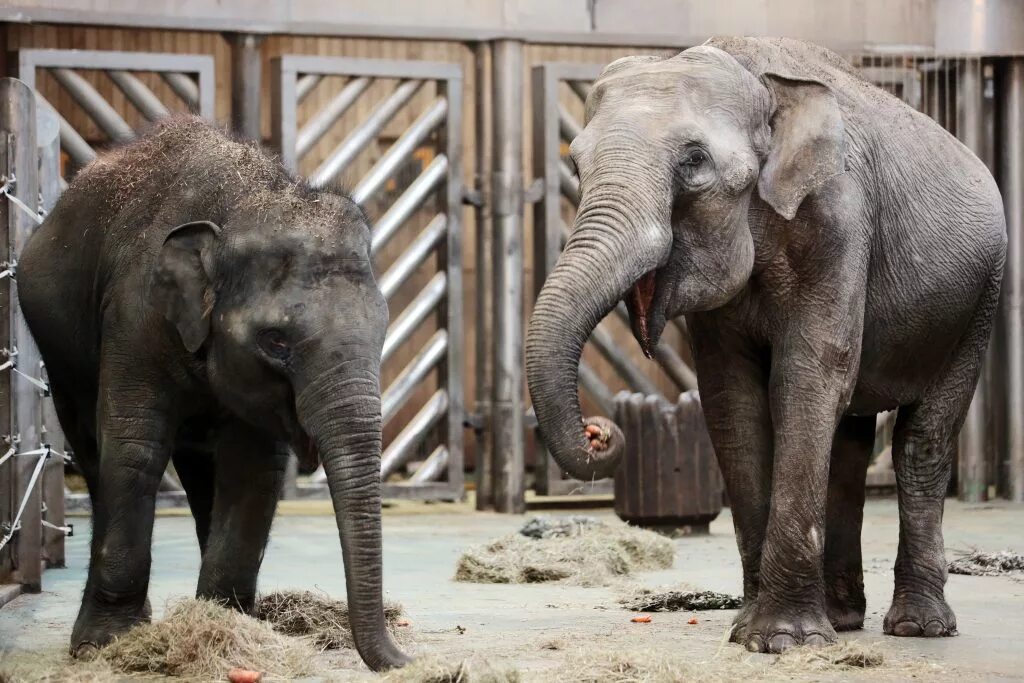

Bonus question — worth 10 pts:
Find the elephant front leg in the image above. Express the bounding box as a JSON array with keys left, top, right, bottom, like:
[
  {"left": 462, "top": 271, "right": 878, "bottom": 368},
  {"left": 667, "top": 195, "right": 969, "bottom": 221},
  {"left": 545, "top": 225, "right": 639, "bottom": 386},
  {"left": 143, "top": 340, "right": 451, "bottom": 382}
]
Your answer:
[
  {"left": 196, "top": 420, "right": 286, "bottom": 613},
  {"left": 689, "top": 322, "right": 772, "bottom": 638},
  {"left": 740, "top": 342, "right": 860, "bottom": 654},
  {"left": 71, "top": 382, "right": 174, "bottom": 657}
]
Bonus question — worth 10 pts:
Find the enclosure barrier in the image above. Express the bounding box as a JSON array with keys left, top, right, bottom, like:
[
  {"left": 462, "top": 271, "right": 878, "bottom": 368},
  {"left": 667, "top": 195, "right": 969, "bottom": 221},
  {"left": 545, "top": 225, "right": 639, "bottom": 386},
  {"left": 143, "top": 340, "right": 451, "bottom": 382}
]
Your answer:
[{"left": 271, "top": 55, "right": 465, "bottom": 500}]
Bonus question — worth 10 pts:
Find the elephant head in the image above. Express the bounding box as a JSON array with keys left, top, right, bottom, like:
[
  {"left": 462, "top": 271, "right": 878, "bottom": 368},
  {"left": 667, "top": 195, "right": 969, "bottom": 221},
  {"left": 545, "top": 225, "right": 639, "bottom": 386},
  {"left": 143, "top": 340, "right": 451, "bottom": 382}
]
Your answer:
[
  {"left": 149, "top": 190, "right": 409, "bottom": 671},
  {"left": 526, "top": 46, "right": 846, "bottom": 480}
]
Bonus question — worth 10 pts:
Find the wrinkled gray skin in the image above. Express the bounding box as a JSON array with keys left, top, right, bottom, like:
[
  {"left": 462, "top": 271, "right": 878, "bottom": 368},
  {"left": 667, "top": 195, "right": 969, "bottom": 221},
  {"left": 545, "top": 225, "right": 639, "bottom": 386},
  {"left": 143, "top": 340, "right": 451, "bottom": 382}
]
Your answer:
[
  {"left": 17, "top": 118, "right": 409, "bottom": 671},
  {"left": 526, "top": 37, "right": 1006, "bottom": 652}
]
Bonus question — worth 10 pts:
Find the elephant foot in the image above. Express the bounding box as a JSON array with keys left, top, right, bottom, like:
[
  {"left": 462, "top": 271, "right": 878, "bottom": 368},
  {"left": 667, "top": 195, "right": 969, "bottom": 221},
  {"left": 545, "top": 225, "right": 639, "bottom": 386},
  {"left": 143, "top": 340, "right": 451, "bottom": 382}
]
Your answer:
[
  {"left": 70, "top": 592, "right": 151, "bottom": 657},
  {"left": 883, "top": 592, "right": 957, "bottom": 637},
  {"left": 825, "top": 575, "right": 865, "bottom": 631},
  {"left": 730, "top": 599, "right": 837, "bottom": 653}
]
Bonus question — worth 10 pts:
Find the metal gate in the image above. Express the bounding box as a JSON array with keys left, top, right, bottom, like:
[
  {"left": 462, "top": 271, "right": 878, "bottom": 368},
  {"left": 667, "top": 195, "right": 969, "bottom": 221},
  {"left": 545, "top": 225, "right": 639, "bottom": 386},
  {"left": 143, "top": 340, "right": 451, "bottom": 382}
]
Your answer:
[{"left": 271, "top": 55, "right": 465, "bottom": 501}]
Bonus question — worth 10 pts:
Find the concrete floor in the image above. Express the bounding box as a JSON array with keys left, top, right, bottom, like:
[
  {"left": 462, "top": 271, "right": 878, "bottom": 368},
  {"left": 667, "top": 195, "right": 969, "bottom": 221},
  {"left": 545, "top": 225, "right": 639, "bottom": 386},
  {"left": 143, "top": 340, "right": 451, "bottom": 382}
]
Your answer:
[{"left": 0, "top": 498, "right": 1022, "bottom": 681}]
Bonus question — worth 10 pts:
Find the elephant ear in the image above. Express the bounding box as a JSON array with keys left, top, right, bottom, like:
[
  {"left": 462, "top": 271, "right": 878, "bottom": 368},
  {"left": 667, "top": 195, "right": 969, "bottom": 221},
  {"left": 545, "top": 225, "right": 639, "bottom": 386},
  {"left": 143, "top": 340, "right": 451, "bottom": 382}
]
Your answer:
[
  {"left": 757, "top": 73, "right": 846, "bottom": 221},
  {"left": 150, "top": 220, "right": 221, "bottom": 353}
]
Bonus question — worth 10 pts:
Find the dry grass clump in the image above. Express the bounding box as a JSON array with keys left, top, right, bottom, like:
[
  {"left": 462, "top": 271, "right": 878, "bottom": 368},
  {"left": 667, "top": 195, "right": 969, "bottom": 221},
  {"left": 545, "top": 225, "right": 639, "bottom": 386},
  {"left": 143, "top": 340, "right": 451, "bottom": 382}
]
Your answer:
[
  {"left": 454, "top": 517, "right": 673, "bottom": 586},
  {"left": 551, "top": 641, "right": 935, "bottom": 682},
  {"left": 100, "top": 598, "right": 317, "bottom": 680},
  {"left": 948, "top": 549, "right": 1024, "bottom": 576},
  {"left": 380, "top": 657, "right": 520, "bottom": 683},
  {"left": 622, "top": 588, "right": 743, "bottom": 612},
  {"left": 255, "top": 589, "right": 406, "bottom": 650},
  {"left": 0, "top": 658, "right": 117, "bottom": 683}
]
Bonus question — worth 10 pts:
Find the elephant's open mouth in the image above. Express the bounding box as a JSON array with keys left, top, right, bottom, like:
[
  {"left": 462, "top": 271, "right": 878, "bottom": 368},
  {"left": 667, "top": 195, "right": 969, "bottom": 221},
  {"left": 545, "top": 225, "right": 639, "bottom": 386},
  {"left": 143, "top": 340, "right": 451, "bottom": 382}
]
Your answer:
[
  {"left": 625, "top": 269, "right": 665, "bottom": 358},
  {"left": 295, "top": 428, "right": 320, "bottom": 472}
]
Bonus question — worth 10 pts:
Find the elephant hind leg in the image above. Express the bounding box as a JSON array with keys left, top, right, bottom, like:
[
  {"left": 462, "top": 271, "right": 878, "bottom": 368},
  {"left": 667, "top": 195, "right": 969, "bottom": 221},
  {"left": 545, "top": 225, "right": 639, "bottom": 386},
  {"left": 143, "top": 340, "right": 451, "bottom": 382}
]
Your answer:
[
  {"left": 885, "top": 267, "right": 1001, "bottom": 638},
  {"left": 824, "top": 414, "right": 875, "bottom": 631}
]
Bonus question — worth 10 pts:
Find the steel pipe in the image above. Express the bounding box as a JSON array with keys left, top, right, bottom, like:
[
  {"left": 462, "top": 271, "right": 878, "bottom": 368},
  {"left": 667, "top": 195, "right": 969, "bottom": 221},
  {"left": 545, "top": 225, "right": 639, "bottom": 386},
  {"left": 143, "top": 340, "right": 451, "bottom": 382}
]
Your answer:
[
  {"left": 296, "top": 74, "right": 323, "bottom": 103},
  {"left": 957, "top": 60, "right": 988, "bottom": 502},
  {"left": 370, "top": 154, "right": 448, "bottom": 255},
  {"left": 296, "top": 77, "right": 371, "bottom": 160},
  {"left": 310, "top": 79, "right": 424, "bottom": 188},
  {"left": 49, "top": 68, "right": 134, "bottom": 143},
  {"left": 378, "top": 214, "right": 447, "bottom": 300},
  {"left": 226, "top": 33, "right": 264, "bottom": 140},
  {"left": 160, "top": 72, "right": 200, "bottom": 109},
  {"left": 381, "top": 271, "right": 447, "bottom": 363},
  {"left": 351, "top": 97, "right": 448, "bottom": 205},
  {"left": 107, "top": 71, "right": 170, "bottom": 122},
  {"left": 578, "top": 361, "right": 616, "bottom": 416},
  {"left": 590, "top": 324, "right": 661, "bottom": 397},
  {"left": 35, "top": 95, "right": 94, "bottom": 167},
  {"left": 558, "top": 103, "right": 583, "bottom": 144},
  {"left": 380, "top": 389, "right": 448, "bottom": 479},
  {"left": 559, "top": 162, "right": 579, "bottom": 206},
  {"left": 1002, "top": 57, "right": 1024, "bottom": 502},
  {"left": 382, "top": 329, "right": 448, "bottom": 423},
  {"left": 409, "top": 445, "right": 449, "bottom": 483},
  {"left": 568, "top": 80, "right": 592, "bottom": 103},
  {"left": 490, "top": 39, "right": 526, "bottom": 514}
]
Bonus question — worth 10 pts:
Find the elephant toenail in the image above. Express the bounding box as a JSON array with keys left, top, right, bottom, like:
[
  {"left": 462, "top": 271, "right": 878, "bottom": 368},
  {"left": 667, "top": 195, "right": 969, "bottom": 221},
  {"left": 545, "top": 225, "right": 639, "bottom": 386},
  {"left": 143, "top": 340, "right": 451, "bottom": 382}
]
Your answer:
[
  {"left": 923, "top": 621, "right": 945, "bottom": 637},
  {"left": 745, "top": 634, "right": 765, "bottom": 652},
  {"left": 893, "top": 621, "right": 923, "bottom": 637},
  {"left": 73, "top": 642, "right": 99, "bottom": 660},
  {"left": 768, "top": 633, "right": 797, "bottom": 652},
  {"left": 804, "top": 633, "right": 829, "bottom": 647}
]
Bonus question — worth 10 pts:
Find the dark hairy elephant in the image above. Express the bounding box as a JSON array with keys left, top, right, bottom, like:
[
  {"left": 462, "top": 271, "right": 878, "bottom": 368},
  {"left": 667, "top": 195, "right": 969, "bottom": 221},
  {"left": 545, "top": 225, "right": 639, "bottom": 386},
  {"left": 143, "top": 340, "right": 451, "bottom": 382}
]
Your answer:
[
  {"left": 17, "top": 117, "right": 409, "bottom": 670},
  {"left": 526, "top": 37, "right": 1006, "bottom": 652}
]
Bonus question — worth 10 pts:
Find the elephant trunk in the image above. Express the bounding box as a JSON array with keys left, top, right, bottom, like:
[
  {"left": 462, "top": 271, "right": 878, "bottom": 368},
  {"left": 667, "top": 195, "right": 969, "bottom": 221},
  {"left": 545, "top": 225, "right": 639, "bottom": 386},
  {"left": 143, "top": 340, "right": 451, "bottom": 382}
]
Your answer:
[
  {"left": 526, "top": 167, "right": 672, "bottom": 480},
  {"left": 295, "top": 353, "right": 409, "bottom": 672}
]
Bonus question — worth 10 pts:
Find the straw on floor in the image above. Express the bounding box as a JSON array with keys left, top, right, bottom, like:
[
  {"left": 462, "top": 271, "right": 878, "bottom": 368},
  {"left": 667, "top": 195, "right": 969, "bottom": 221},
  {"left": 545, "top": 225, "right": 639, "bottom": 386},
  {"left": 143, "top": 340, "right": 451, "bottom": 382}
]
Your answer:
[{"left": 255, "top": 589, "right": 406, "bottom": 650}]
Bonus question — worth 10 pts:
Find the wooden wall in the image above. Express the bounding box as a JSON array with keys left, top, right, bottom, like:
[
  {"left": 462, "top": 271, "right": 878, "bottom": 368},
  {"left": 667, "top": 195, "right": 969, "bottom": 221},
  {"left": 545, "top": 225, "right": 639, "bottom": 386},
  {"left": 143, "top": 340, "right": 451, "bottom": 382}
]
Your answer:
[{"left": 2, "top": 23, "right": 686, "bottom": 469}]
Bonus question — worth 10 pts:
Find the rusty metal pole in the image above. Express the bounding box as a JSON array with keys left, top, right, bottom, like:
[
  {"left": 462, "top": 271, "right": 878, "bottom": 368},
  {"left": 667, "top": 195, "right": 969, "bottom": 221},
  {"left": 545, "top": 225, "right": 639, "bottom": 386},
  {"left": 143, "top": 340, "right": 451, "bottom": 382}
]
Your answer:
[
  {"left": 1000, "top": 57, "right": 1024, "bottom": 502},
  {"left": 226, "top": 32, "right": 264, "bottom": 141},
  {"left": 956, "top": 59, "right": 989, "bottom": 502},
  {"left": 490, "top": 40, "right": 525, "bottom": 513}
]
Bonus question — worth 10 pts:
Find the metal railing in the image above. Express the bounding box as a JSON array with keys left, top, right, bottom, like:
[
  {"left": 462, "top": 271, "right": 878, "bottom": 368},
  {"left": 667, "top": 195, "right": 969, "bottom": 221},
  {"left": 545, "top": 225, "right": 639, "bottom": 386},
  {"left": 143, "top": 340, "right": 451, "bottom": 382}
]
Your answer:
[{"left": 271, "top": 55, "right": 465, "bottom": 501}]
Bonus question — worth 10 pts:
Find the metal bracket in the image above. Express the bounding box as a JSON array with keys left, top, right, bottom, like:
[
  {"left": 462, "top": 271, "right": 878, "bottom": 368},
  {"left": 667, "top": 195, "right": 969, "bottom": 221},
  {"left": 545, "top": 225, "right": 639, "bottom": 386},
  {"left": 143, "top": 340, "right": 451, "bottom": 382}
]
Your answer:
[
  {"left": 463, "top": 411, "right": 486, "bottom": 432},
  {"left": 462, "top": 187, "right": 484, "bottom": 208},
  {"left": 523, "top": 177, "right": 545, "bottom": 204}
]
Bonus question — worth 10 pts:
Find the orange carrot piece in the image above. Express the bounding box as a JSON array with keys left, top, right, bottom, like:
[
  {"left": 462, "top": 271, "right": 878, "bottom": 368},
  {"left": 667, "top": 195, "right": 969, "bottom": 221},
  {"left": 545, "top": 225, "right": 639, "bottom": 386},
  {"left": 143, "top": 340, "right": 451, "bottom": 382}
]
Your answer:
[
  {"left": 631, "top": 615, "right": 652, "bottom": 623},
  {"left": 227, "top": 667, "right": 263, "bottom": 683}
]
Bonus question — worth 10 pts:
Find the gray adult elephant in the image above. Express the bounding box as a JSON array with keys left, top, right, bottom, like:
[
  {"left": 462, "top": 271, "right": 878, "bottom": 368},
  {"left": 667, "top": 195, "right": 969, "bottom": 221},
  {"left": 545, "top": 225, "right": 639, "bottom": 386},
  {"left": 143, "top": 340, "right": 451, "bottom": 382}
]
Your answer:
[
  {"left": 526, "top": 37, "right": 1006, "bottom": 652},
  {"left": 17, "top": 117, "right": 409, "bottom": 671}
]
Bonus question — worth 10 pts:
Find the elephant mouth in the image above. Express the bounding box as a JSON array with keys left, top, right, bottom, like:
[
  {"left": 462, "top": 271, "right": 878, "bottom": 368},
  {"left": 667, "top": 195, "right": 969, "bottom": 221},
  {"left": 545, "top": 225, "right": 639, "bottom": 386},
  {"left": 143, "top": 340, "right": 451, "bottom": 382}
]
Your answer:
[
  {"left": 293, "top": 427, "right": 320, "bottom": 472},
  {"left": 625, "top": 269, "right": 666, "bottom": 358}
]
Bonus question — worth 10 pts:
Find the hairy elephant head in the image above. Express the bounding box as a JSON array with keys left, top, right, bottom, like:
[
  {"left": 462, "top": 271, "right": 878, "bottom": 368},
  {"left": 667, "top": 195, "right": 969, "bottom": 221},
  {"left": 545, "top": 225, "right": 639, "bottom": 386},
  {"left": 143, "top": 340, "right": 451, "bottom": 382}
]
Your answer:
[
  {"left": 148, "top": 189, "right": 409, "bottom": 671},
  {"left": 526, "top": 46, "right": 846, "bottom": 480}
]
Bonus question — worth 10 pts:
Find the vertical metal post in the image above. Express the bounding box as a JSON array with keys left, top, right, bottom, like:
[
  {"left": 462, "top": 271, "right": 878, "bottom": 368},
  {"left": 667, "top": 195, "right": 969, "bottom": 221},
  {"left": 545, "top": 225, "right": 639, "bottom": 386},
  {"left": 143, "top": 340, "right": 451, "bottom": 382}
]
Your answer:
[
  {"left": 472, "top": 42, "right": 495, "bottom": 510},
  {"left": 37, "top": 103, "right": 65, "bottom": 568},
  {"left": 226, "top": 33, "right": 264, "bottom": 141},
  {"left": 1000, "top": 57, "right": 1024, "bottom": 502},
  {"left": 489, "top": 40, "right": 525, "bottom": 514},
  {"left": 956, "top": 59, "right": 988, "bottom": 502},
  {"left": 1, "top": 78, "right": 43, "bottom": 591}
]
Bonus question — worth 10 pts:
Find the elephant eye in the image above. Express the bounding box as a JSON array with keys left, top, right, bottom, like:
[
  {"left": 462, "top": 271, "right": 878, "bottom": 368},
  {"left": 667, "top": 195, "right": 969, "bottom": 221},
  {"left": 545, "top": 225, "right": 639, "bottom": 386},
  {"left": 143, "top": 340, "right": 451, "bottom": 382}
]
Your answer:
[
  {"left": 681, "top": 149, "right": 709, "bottom": 167},
  {"left": 257, "top": 328, "right": 291, "bottom": 362}
]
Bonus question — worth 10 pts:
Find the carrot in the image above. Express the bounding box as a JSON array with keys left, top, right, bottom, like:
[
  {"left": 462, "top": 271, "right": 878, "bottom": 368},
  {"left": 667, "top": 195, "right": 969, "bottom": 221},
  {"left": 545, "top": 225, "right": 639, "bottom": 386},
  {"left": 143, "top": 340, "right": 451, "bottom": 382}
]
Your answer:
[
  {"left": 396, "top": 620, "right": 411, "bottom": 627},
  {"left": 227, "top": 668, "right": 262, "bottom": 683},
  {"left": 631, "top": 616, "right": 652, "bottom": 623},
  {"left": 687, "top": 618, "right": 698, "bottom": 625}
]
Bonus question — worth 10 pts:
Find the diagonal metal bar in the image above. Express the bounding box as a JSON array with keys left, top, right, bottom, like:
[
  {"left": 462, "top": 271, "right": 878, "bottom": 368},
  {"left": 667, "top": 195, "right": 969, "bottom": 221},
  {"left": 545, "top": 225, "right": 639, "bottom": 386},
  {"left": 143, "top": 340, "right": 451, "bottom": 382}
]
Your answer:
[
  {"left": 296, "top": 73, "right": 323, "bottom": 103},
  {"left": 49, "top": 68, "right": 134, "bottom": 142},
  {"left": 409, "top": 444, "right": 449, "bottom": 483},
  {"left": 560, "top": 161, "right": 579, "bottom": 206},
  {"left": 160, "top": 72, "right": 200, "bottom": 109},
  {"left": 351, "top": 97, "right": 448, "bottom": 205},
  {"left": 378, "top": 214, "right": 447, "bottom": 300},
  {"left": 310, "top": 79, "right": 425, "bottom": 188},
  {"left": 381, "top": 271, "right": 447, "bottom": 363},
  {"left": 558, "top": 103, "right": 583, "bottom": 144},
  {"left": 382, "top": 329, "right": 447, "bottom": 423},
  {"left": 590, "top": 324, "right": 661, "bottom": 396},
  {"left": 296, "top": 76, "right": 371, "bottom": 160},
  {"left": 568, "top": 79, "right": 592, "bottom": 103},
  {"left": 35, "top": 94, "right": 95, "bottom": 166},
  {"left": 370, "top": 154, "right": 448, "bottom": 255},
  {"left": 107, "top": 71, "right": 170, "bottom": 122},
  {"left": 578, "top": 361, "right": 616, "bottom": 416},
  {"left": 380, "top": 389, "right": 448, "bottom": 479}
]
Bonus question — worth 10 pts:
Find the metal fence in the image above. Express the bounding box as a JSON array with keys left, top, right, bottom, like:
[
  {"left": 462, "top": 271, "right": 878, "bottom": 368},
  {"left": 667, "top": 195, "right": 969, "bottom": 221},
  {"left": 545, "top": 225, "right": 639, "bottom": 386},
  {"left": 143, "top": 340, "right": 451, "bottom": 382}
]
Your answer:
[{"left": 271, "top": 55, "right": 466, "bottom": 500}]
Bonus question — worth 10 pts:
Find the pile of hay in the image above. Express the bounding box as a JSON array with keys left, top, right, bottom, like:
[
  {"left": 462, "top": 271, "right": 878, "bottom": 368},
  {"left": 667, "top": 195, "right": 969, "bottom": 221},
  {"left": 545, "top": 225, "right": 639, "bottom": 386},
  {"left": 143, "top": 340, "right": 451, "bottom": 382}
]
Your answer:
[
  {"left": 622, "top": 588, "right": 743, "bottom": 612},
  {"left": 454, "top": 516, "right": 674, "bottom": 586},
  {"left": 100, "top": 599, "right": 317, "bottom": 680},
  {"left": 948, "top": 549, "right": 1024, "bottom": 577},
  {"left": 381, "top": 657, "right": 520, "bottom": 683},
  {"left": 255, "top": 589, "right": 406, "bottom": 650}
]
